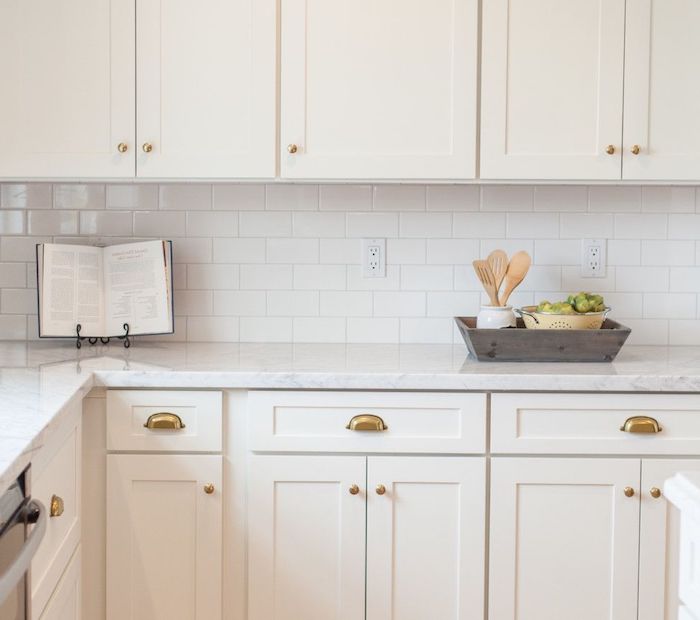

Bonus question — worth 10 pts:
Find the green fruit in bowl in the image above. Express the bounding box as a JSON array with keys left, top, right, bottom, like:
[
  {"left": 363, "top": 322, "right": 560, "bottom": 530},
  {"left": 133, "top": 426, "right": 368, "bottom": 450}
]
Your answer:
[{"left": 535, "top": 293, "right": 606, "bottom": 315}]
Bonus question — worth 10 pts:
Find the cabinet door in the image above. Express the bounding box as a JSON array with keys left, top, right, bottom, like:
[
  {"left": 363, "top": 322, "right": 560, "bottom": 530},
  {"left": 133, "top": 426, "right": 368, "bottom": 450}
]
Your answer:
[
  {"left": 248, "top": 455, "right": 366, "bottom": 620},
  {"left": 37, "top": 547, "right": 81, "bottom": 620},
  {"left": 623, "top": 0, "right": 700, "bottom": 180},
  {"left": 489, "top": 458, "right": 640, "bottom": 620},
  {"left": 106, "top": 454, "right": 222, "bottom": 620},
  {"left": 480, "top": 0, "right": 626, "bottom": 180},
  {"left": 136, "top": 0, "right": 276, "bottom": 178},
  {"left": 639, "top": 459, "right": 700, "bottom": 620},
  {"left": 0, "top": 0, "right": 134, "bottom": 178},
  {"left": 366, "top": 457, "right": 485, "bottom": 620},
  {"left": 280, "top": 0, "right": 478, "bottom": 179}
]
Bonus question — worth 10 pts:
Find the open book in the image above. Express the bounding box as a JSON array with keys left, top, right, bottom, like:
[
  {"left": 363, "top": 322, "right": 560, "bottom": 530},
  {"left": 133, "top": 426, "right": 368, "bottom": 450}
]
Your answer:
[{"left": 37, "top": 240, "right": 173, "bottom": 338}]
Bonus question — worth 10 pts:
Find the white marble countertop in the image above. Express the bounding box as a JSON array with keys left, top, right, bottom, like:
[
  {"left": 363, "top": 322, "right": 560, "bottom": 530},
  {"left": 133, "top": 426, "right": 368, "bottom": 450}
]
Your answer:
[{"left": 4, "top": 340, "right": 700, "bottom": 494}]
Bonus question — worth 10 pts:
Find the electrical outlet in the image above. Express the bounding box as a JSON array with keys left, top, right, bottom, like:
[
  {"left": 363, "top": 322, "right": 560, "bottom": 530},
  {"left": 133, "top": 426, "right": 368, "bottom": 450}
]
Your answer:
[
  {"left": 362, "top": 238, "right": 386, "bottom": 278},
  {"left": 581, "top": 238, "right": 606, "bottom": 278}
]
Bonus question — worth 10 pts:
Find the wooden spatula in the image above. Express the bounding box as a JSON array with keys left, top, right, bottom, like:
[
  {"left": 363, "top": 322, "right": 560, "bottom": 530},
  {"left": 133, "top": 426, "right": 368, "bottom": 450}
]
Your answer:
[
  {"left": 500, "top": 251, "right": 532, "bottom": 307},
  {"left": 472, "top": 260, "right": 500, "bottom": 307},
  {"left": 487, "top": 249, "right": 508, "bottom": 304}
]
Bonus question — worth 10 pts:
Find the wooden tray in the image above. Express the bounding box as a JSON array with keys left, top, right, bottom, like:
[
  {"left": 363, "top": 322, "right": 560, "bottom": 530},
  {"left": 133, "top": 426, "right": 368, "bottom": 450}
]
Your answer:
[{"left": 455, "top": 317, "right": 631, "bottom": 362}]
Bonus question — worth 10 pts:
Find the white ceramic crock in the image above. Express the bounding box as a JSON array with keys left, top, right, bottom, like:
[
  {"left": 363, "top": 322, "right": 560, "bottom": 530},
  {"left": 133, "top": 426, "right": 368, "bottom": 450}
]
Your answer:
[{"left": 476, "top": 304, "right": 516, "bottom": 329}]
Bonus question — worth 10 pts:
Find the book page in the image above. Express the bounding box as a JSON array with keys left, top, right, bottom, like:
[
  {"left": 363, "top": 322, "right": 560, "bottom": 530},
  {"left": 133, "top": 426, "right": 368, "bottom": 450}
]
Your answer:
[
  {"left": 38, "top": 244, "right": 104, "bottom": 337},
  {"left": 103, "top": 240, "right": 173, "bottom": 337}
]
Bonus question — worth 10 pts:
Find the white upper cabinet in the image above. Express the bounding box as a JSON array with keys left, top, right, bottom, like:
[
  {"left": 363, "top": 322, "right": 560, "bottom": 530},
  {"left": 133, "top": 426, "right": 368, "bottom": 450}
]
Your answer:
[
  {"left": 280, "top": 0, "right": 479, "bottom": 180},
  {"left": 623, "top": 0, "right": 700, "bottom": 180},
  {"left": 136, "top": 0, "right": 276, "bottom": 178},
  {"left": 480, "top": 0, "right": 626, "bottom": 180},
  {"left": 0, "top": 0, "right": 134, "bottom": 178}
]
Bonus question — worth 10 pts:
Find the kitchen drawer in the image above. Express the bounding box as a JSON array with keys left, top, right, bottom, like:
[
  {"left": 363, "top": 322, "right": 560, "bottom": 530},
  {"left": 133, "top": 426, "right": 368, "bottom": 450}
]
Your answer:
[
  {"left": 35, "top": 546, "right": 80, "bottom": 620},
  {"left": 107, "top": 390, "right": 222, "bottom": 452},
  {"left": 31, "top": 421, "right": 80, "bottom": 618},
  {"left": 491, "top": 393, "right": 700, "bottom": 455},
  {"left": 248, "top": 391, "right": 486, "bottom": 454}
]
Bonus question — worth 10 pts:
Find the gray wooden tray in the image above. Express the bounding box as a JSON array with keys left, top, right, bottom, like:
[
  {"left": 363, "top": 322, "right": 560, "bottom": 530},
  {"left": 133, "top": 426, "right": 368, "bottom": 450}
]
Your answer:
[{"left": 455, "top": 317, "right": 631, "bottom": 362}]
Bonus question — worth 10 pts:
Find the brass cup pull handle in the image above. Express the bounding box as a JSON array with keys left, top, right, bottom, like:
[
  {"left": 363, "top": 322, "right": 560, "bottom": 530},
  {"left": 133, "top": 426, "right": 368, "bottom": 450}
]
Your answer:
[
  {"left": 631, "top": 144, "right": 641, "bottom": 155},
  {"left": 624, "top": 487, "right": 635, "bottom": 498},
  {"left": 620, "top": 416, "right": 662, "bottom": 434},
  {"left": 203, "top": 483, "right": 215, "bottom": 495},
  {"left": 376, "top": 484, "right": 386, "bottom": 496},
  {"left": 117, "top": 142, "right": 128, "bottom": 153},
  {"left": 50, "top": 494, "right": 64, "bottom": 518},
  {"left": 142, "top": 142, "right": 153, "bottom": 153},
  {"left": 349, "top": 484, "right": 360, "bottom": 496},
  {"left": 650, "top": 487, "right": 662, "bottom": 499},
  {"left": 143, "top": 412, "right": 186, "bottom": 430},
  {"left": 605, "top": 145, "right": 616, "bottom": 155},
  {"left": 346, "top": 414, "right": 388, "bottom": 432}
]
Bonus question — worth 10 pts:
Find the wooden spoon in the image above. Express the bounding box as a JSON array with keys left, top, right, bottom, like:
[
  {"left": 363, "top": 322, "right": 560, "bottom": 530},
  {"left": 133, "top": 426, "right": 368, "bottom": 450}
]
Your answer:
[
  {"left": 500, "top": 251, "right": 532, "bottom": 307},
  {"left": 472, "top": 260, "right": 500, "bottom": 307},
  {"left": 487, "top": 249, "right": 508, "bottom": 304}
]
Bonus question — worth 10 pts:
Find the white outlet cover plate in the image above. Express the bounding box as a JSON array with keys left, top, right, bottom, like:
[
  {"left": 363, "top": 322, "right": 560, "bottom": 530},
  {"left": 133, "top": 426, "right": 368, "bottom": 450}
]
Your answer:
[
  {"left": 581, "top": 238, "right": 607, "bottom": 278},
  {"left": 362, "top": 238, "right": 386, "bottom": 278}
]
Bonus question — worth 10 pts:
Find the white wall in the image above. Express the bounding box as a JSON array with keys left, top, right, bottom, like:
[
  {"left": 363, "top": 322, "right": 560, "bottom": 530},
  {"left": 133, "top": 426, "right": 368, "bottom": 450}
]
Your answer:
[{"left": 0, "top": 182, "right": 697, "bottom": 345}]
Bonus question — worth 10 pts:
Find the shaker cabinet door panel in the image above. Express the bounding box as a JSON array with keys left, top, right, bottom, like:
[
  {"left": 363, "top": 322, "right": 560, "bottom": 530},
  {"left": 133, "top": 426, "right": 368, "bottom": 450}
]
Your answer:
[
  {"left": 280, "top": 0, "right": 478, "bottom": 179},
  {"left": 623, "top": 0, "right": 700, "bottom": 180},
  {"left": 106, "top": 454, "right": 223, "bottom": 620},
  {"left": 489, "top": 458, "right": 640, "bottom": 620},
  {"left": 638, "top": 459, "right": 700, "bottom": 620},
  {"left": 136, "top": 0, "right": 276, "bottom": 178},
  {"left": 366, "top": 456, "right": 485, "bottom": 620},
  {"left": 0, "top": 0, "right": 135, "bottom": 178},
  {"left": 480, "top": 0, "right": 626, "bottom": 180},
  {"left": 248, "top": 455, "right": 366, "bottom": 620}
]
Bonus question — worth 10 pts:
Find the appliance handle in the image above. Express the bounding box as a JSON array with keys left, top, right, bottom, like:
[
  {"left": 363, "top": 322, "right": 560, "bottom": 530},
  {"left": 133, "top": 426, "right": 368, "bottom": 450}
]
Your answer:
[{"left": 0, "top": 499, "right": 46, "bottom": 605}]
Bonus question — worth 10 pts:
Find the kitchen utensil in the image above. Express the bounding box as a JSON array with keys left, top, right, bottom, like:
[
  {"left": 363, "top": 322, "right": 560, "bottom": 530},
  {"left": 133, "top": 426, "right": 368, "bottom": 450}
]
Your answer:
[
  {"left": 487, "top": 250, "right": 508, "bottom": 304},
  {"left": 516, "top": 306, "right": 611, "bottom": 330},
  {"left": 500, "top": 251, "right": 531, "bottom": 306},
  {"left": 476, "top": 304, "right": 516, "bottom": 329},
  {"left": 472, "top": 260, "right": 500, "bottom": 307}
]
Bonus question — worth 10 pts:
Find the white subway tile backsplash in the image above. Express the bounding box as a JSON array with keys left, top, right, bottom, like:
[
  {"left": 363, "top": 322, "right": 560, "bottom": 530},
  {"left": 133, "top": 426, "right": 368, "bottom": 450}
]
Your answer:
[
  {"left": 293, "top": 212, "right": 345, "bottom": 237},
  {"left": 400, "top": 213, "right": 452, "bottom": 238},
  {"left": 186, "top": 212, "right": 239, "bottom": 237},
  {"left": 159, "top": 184, "right": 211, "bottom": 210},
  {"left": 107, "top": 185, "right": 158, "bottom": 211},
  {"left": 319, "top": 185, "right": 371, "bottom": 211},
  {"left": 266, "top": 184, "right": 318, "bottom": 211},
  {"left": 240, "top": 211, "right": 292, "bottom": 237},
  {"left": 373, "top": 185, "right": 425, "bottom": 211},
  {"left": 267, "top": 238, "right": 319, "bottom": 264},
  {"left": 1, "top": 184, "right": 52, "bottom": 209},
  {"left": 2, "top": 181, "right": 698, "bottom": 344},
  {"left": 346, "top": 212, "right": 399, "bottom": 238},
  {"left": 213, "top": 184, "right": 265, "bottom": 210},
  {"left": 426, "top": 185, "right": 479, "bottom": 211},
  {"left": 670, "top": 320, "right": 700, "bottom": 345}
]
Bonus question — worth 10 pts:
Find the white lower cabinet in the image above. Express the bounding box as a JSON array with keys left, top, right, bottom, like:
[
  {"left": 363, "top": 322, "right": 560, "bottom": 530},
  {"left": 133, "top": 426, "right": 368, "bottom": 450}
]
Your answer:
[
  {"left": 489, "top": 458, "right": 641, "bottom": 620},
  {"left": 248, "top": 454, "right": 486, "bottom": 620},
  {"left": 38, "top": 547, "right": 81, "bottom": 620},
  {"left": 106, "top": 454, "right": 222, "bottom": 620},
  {"left": 639, "top": 459, "right": 700, "bottom": 620}
]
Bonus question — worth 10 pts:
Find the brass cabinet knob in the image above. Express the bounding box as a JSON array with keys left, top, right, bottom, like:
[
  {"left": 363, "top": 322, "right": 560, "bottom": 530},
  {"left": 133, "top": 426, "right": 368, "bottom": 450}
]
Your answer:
[
  {"left": 349, "top": 484, "right": 360, "bottom": 495},
  {"left": 287, "top": 144, "right": 298, "bottom": 154},
  {"left": 50, "top": 494, "right": 64, "bottom": 518},
  {"left": 142, "top": 142, "right": 153, "bottom": 153},
  {"left": 650, "top": 487, "right": 662, "bottom": 499},
  {"left": 204, "top": 483, "right": 215, "bottom": 495},
  {"left": 620, "top": 416, "right": 662, "bottom": 434},
  {"left": 631, "top": 144, "right": 641, "bottom": 155},
  {"left": 605, "top": 145, "right": 616, "bottom": 155},
  {"left": 375, "top": 484, "right": 386, "bottom": 496},
  {"left": 117, "top": 143, "right": 128, "bottom": 153},
  {"left": 624, "top": 486, "right": 635, "bottom": 498}
]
